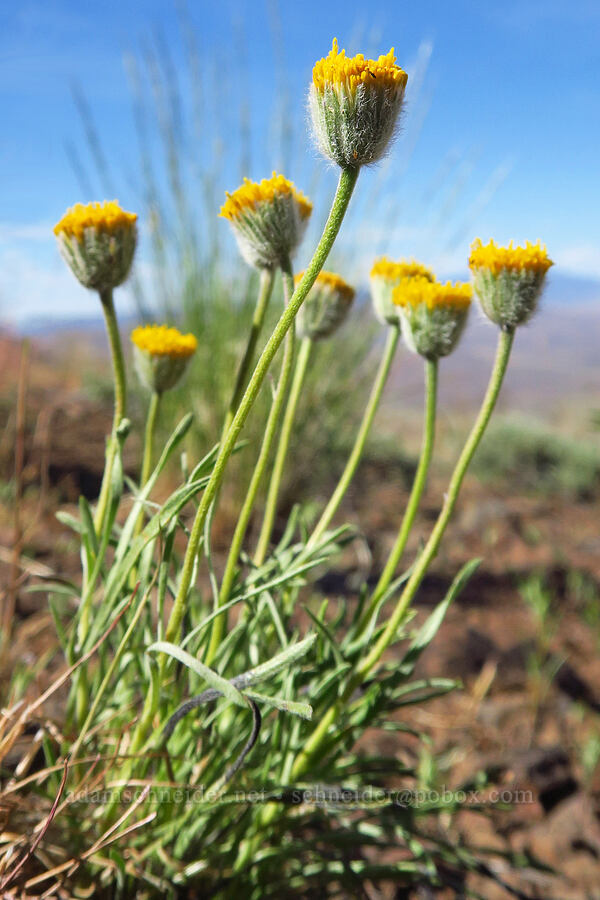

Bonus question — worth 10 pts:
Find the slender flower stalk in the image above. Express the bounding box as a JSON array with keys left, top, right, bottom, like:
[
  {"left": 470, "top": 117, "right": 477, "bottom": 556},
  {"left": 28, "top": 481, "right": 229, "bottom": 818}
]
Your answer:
[
  {"left": 131, "top": 390, "right": 161, "bottom": 542},
  {"left": 205, "top": 266, "right": 297, "bottom": 665},
  {"left": 307, "top": 323, "right": 400, "bottom": 547},
  {"left": 140, "top": 392, "right": 161, "bottom": 490},
  {"left": 162, "top": 166, "right": 359, "bottom": 650},
  {"left": 94, "top": 288, "right": 127, "bottom": 534},
  {"left": 356, "top": 329, "right": 515, "bottom": 676},
  {"left": 254, "top": 335, "right": 313, "bottom": 566},
  {"left": 223, "top": 268, "right": 275, "bottom": 435},
  {"left": 290, "top": 327, "right": 515, "bottom": 781},
  {"left": 367, "top": 357, "right": 438, "bottom": 610},
  {"left": 365, "top": 277, "right": 472, "bottom": 609},
  {"left": 254, "top": 268, "right": 354, "bottom": 563}
]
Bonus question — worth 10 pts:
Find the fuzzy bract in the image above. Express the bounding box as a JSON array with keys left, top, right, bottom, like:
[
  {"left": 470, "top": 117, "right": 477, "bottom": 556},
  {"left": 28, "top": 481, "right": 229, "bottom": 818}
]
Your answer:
[
  {"left": 370, "top": 258, "right": 434, "bottom": 325},
  {"left": 131, "top": 324, "right": 197, "bottom": 393},
  {"left": 295, "top": 270, "right": 355, "bottom": 340},
  {"left": 469, "top": 240, "right": 553, "bottom": 329},
  {"left": 310, "top": 39, "right": 408, "bottom": 169},
  {"left": 54, "top": 201, "right": 138, "bottom": 293},
  {"left": 220, "top": 173, "right": 312, "bottom": 269},
  {"left": 393, "top": 278, "right": 472, "bottom": 359}
]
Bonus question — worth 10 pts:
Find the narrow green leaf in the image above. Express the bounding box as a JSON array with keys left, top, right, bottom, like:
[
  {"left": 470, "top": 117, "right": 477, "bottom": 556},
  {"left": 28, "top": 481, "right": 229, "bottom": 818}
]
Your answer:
[
  {"left": 55, "top": 510, "right": 82, "bottom": 534},
  {"left": 303, "top": 606, "right": 345, "bottom": 667},
  {"left": 401, "top": 558, "right": 481, "bottom": 671},
  {"left": 243, "top": 689, "right": 312, "bottom": 719},
  {"left": 147, "top": 641, "right": 246, "bottom": 708},
  {"left": 180, "top": 594, "right": 248, "bottom": 649},
  {"left": 232, "top": 634, "right": 317, "bottom": 690},
  {"left": 78, "top": 496, "right": 99, "bottom": 557}
]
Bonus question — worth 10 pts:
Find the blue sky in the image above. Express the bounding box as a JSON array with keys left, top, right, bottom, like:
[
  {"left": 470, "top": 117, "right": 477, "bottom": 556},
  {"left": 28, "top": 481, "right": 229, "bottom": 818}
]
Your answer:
[{"left": 1, "top": 0, "right": 599, "bottom": 325}]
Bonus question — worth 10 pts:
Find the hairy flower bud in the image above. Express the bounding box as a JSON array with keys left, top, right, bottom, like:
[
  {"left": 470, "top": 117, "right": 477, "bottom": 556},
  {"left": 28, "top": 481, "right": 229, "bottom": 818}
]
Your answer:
[
  {"left": 131, "top": 324, "right": 198, "bottom": 394},
  {"left": 54, "top": 201, "right": 137, "bottom": 293},
  {"left": 370, "top": 258, "right": 434, "bottom": 325},
  {"left": 469, "top": 239, "right": 553, "bottom": 330},
  {"left": 220, "top": 173, "right": 312, "bottom": 269},
  {"left": 295, "top": 270, "right": 355, "bottom": 341},
  {"left": 393, "top": 278, "right": 472, "bottom": 359},
  {"left": 310, "top": 39, "right": 408, "bottom": 169}
]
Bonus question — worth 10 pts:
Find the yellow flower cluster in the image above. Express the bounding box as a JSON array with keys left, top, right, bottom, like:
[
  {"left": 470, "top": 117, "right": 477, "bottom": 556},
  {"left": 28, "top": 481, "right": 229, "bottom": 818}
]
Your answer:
[
  {"left": 394, "top": 278, "right": 473, "bottom": 311},
  {"left": 220, "top": 173, "right": 313, "bottom": 222},
  {"left": 469, "top": 239, "right": 553, "bottom": 275},
  {"left": 131, "top": 324, "right": 198, "bottom": 359},
  {"left": 313, "top": 39, "right": 407, "bottom": 93},
  {"left": 295, "top": 269, "right": 355, "bottom": 301},
  {"left": 370, "top": 258, "right": 434, "bottom": 283},
  {"left": 54, "top": 201, "right": 137, "bottom": 241}
]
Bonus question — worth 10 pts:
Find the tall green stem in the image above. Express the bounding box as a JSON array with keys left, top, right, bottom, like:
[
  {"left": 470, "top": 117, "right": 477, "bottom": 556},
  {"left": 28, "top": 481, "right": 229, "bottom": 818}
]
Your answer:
[
  {"left": 223, "top": 268, "right": 275, "bottom": 435},
  {"left": 132, "top": 391, "right": 161, "bottom": 544},
  {"left": 94, "top": 289, "right": 127, "bottom": 536},
  {"left": 205, "top": 266, "right": 296, "bottom": 666},
  {"left": 367, "top": 356, "right": 438, "bottom": 610},
  {"left": 163, "top": 166, "right": 359, "bottom": 649},
  {"left": 290, "top": 327, "right": 515, "bottom": 780},
  {"left": 254, "top": 335, "right": 313, "bottom": 566},
  {"left": 308, "top": 323, "right": 400, "bottom": 548}
]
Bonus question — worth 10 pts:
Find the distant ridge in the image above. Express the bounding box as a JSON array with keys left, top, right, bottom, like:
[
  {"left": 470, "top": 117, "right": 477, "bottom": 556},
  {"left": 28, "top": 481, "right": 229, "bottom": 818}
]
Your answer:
[{"left": 9, "top": 270, "right": 600, "bottom": 335}]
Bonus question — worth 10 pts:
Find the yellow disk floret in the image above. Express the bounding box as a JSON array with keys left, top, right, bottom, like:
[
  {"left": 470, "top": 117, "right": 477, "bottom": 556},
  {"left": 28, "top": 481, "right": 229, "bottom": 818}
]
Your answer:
[
  {"left": 54, "top": 201, "right": 137, "bottom": 241},
  {"left": 313, "top": 38, "right": 407, "bottom": 93},
  {"left": 370, "top": 258, "right": 434, "bottom": 283},
  {"left": 131, "top": 324, "right": 197, "bottom": 359},
  {"left": 394, "top": 278, "right": 473, "bottom": 311},
  {"left": 469, "top": 239, "right": 553, "bottom": 276},
  {"left": 295, "top": 270, "right": 355, "bottom": 302},
  {"left": 220, "top": 172, "right": 312, "bottom": 221}
]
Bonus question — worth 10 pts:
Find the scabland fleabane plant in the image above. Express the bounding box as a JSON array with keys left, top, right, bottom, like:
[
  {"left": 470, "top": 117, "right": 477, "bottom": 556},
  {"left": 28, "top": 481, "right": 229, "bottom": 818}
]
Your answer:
[
  {"left": 469, "top": 238, "right": 553, "bottom": 329},
  {"left": 310, "top": 38, "right": 408, "bottom": 168},
  {"left": 1, "top": 30, "right": 558, "bottom": 900}
]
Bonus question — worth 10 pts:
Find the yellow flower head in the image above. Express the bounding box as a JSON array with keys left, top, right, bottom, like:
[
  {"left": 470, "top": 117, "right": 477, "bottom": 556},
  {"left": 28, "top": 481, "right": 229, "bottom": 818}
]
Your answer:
[
  {"left": 469, "top": 239, "right": 553, "bottom": 276},
  {"left": 131, "top": 325, "right": 197, "bottom": 394},
  {"left": 393, "top": 278, "right": 472, "bottom": 359},
  {"left": 370, "top": 257, "right": 434, "bottom": 284},
  {"left": 393, "top": 278, "right": 473, "bottom": 312},
  {"left": 312, "top": 39, "right": 407, "bottom": 95},
  {"left": 310, "top": 39, "right": 408, "bottom": 168},
  {"left": 469, "top": 239, "right": 553, "bottom": 329},
  {"left": 54, "top": 200, "right": 137, "bottom": 241},
  {"left": 294, "top": 270, "right": 356, "bottom": 303},
  {"left": 294, "top": 270, "right": 355, "bottom": 341},
  {"left": 220, "top": 173, "right": 312, "bottom": 222},
  {"left": 131, "top": 324, "right": 198, "bottom": 358},
  {"left": 54, "top": 200, "right": 138, "bottom": 292},
  {"left": 220, "top": 173, "right": 312, "bottom": 269},
  {"left": 369, "top": 258, "right": 434, "bottom": 325}
]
